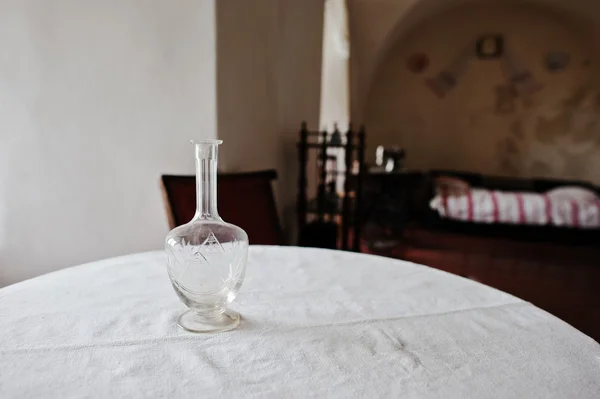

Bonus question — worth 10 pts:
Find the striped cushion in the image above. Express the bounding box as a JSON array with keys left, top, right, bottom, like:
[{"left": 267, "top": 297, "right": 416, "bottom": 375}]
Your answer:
[{"left": 430, "top": 188, "right": 600, "bottom": 228}]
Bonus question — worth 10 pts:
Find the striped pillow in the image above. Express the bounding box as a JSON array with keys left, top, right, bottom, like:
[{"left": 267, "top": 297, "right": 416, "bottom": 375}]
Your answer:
[{"left": 430, "top": 188, "right": 600, "bottom": 228}]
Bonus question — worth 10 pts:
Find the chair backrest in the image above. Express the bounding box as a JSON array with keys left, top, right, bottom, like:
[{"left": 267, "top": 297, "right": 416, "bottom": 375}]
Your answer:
[{"left": 161, "top": 170, "right": 284, "bottom": 245}]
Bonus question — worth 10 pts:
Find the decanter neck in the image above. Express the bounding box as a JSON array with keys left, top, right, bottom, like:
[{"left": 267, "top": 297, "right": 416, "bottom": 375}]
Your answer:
[{"left": 193, "top": 140, "right": 222, "bottom": 220}]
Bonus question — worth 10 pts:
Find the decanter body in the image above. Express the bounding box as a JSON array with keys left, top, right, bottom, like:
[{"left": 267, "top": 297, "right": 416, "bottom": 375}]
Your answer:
[{"left": 165, "top": 140, "right": 248, "bottom": 332}]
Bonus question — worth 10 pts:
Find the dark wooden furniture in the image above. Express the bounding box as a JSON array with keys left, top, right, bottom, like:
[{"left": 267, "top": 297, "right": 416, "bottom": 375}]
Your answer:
[
  {"left": 394, "top": 229, "right": 600, "bottom": 342},
  {"left": 361, "top": 170, "right": 600, "bottom": 341},
  {"left": 296, "top": 122, "right": 366, "bottom": 251},
  {"left": 161, "top": 170, "right": 284, "bottom": 245}
]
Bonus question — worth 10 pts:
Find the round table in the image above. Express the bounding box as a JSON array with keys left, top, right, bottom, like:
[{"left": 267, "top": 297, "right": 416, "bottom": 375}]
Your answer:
[{"left": 1, "top": 247, "right": 599, "bottom": 398}]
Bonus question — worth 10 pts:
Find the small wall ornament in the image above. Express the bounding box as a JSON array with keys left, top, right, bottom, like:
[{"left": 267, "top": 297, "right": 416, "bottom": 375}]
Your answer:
[
  {"left": 425, "top": 45, "right": 473, "bottom": 98},
  {"left": 407, "top": 52, "right": 429, "bottom": 73},
  {"left": 545, "top": 51, "right": 570, "bottom": 72}
]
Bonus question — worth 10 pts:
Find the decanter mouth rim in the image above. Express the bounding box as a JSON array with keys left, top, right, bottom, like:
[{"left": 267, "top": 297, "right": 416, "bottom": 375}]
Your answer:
[{"left": 191, "top": 139, "right": 223, "bottom": 145}]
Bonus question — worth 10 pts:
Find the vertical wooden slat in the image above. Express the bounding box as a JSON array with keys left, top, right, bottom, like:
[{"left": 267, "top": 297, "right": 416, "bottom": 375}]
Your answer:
[
  {"left": 342, "top": 125, "right": 354, "bottom": 250},
  {"left": 318, "top": 130, "right": 328, "bottom": 221},
  {"left": 297, "top": 122, "right": 308, "bottom": 233},
  {"left": 353, "top": 126, "right": 366, "bottom": 251}
]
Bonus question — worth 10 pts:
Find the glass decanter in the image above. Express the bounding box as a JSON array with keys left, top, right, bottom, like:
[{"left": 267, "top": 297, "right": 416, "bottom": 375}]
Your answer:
[{"left": 165, "top": 140, "right": 248, "bottom": 333}]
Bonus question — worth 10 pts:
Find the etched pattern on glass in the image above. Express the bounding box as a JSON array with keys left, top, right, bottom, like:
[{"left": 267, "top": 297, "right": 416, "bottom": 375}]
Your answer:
[{"left": 166, "top": 226, "right": 248, "bottom": 315}]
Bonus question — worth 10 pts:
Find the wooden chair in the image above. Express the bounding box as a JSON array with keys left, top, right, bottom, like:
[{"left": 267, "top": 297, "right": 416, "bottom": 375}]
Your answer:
[{"left": 161, "top": 170, "right": 284, "bottom": 245}]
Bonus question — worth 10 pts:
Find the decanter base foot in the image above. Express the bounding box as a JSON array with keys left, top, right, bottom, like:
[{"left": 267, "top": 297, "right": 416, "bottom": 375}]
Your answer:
[{"left": 178, "top": 309, "right": 240, "bottom": 333}]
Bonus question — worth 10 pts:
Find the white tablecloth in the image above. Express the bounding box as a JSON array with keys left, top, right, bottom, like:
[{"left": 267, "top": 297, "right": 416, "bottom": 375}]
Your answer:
[{"left": 1, "top": 246, "right": 599, "bottom": 398}]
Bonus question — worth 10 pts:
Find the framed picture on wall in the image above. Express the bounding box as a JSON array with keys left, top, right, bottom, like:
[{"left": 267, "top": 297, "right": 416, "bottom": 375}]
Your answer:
[{"left": 476, "top": 35, "right": 504, "bottom": 59}]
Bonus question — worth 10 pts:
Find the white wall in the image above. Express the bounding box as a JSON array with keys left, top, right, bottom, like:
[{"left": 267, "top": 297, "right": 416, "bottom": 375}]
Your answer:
[
  {"left": 0, "top": 0, "right": 216, "bottom": 285},
  {"left": 275, "top": 0, "right": 324, "bottom": 242},
  {"left": 216, "top": 0, "right": 279, "bottom": 172},
  {"left": 217, "top": 0, "right": 324, "bottom": 242}
]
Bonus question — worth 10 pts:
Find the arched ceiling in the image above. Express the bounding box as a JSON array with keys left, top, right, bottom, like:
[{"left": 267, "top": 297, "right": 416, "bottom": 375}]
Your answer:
[{"left": 348, "top": 0, "right": 600, "bottom": 120}]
